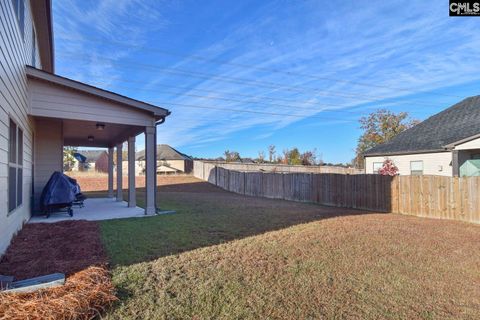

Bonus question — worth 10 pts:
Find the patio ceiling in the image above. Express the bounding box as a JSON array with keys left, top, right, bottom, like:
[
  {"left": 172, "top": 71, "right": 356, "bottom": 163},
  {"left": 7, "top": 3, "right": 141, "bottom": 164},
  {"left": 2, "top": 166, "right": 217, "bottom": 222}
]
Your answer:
[{"left": 62, "top": 118, "right": 144, "bottom": 148}]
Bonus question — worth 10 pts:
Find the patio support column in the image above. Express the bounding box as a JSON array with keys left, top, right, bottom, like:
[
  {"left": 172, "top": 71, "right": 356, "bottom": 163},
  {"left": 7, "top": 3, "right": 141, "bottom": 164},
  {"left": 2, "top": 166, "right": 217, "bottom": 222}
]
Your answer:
[
  {"left": 116, "top": 142, "right": 123, "bottom": 202},
  {"left": 128, "top": 136, "right": 136, "bottom": 207},
  {"left": 145, "top": 126, "right": 156, "bottom": 215},
  {"left": 108, "top": 147, "right": 114, "bottom": 198}
]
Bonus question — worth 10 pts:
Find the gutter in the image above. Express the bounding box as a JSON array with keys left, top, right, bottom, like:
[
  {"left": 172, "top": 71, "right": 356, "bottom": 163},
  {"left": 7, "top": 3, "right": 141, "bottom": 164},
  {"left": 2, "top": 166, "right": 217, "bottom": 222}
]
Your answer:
[{"left": 363, "top": 148, "right": 450, "bottom": 157}]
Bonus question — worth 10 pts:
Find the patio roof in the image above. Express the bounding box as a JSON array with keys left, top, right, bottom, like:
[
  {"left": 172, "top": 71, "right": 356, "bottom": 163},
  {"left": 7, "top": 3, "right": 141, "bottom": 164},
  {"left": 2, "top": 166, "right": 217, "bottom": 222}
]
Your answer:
[
  {"left": 28, "top": 66, "right": 164, "bottom": 215},
  {"left": 26, "top": 66, "right": 170, "bottom": 119}
]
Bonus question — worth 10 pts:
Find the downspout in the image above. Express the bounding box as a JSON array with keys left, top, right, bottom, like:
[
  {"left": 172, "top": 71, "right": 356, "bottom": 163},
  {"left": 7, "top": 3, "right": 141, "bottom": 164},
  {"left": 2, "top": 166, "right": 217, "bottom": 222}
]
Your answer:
[{"left": 154, "top": 115, "right": 168, "bottom": 211}]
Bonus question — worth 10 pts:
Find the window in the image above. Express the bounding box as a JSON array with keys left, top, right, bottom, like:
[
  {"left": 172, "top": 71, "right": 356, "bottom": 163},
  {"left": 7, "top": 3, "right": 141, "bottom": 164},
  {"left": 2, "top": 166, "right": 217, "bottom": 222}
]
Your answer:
[
  {"left": 11, "top": 0, "right": 25, "bottom": 39},
  {"left": 373, "top": 162, "right": 383, "bottom": 173},
  {"left": 31, "top": 27, "right": 36, "bottom": 66},
  {"left": 8, "top": 119, "right": 23, "bottom": 213},
  {"left": 410, "top": 161, "right": 423, "bottom": 176}
]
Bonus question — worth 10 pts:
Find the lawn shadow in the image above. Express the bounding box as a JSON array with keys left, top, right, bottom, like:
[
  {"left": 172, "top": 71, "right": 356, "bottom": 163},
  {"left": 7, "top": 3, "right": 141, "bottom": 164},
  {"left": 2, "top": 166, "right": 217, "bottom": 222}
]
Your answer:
[{"left": 97, "top": 179, "right": 382, "bottom": 268}]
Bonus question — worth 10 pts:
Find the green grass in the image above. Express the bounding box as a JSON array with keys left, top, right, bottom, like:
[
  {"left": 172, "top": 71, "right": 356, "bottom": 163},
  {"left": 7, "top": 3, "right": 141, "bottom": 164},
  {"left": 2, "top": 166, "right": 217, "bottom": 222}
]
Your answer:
[
  {"left": 96, "top": 178, "right": 480, "bottom": 319},
  {"left": 98, "top": 186, "right": 349, "bottom": 266}
]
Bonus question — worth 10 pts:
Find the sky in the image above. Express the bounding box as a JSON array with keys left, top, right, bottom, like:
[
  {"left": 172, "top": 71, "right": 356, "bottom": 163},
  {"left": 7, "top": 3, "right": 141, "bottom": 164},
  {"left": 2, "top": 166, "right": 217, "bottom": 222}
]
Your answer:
[{"left": 53, "top": 0, "right": 480, "bottom": 164}]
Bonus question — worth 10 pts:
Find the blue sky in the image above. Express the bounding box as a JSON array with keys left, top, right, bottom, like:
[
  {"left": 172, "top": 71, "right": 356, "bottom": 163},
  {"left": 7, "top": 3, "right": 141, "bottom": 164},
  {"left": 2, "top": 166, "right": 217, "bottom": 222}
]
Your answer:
[{"left": 53, "top": 0, "right": 480, "bottom": 164}]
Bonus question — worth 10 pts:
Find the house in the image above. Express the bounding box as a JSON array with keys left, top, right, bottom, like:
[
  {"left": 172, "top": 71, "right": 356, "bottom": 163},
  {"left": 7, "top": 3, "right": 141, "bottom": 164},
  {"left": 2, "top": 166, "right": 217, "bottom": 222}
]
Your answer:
[
  {"left": 133, "top": 144, "right": 193, "bottom": 174},
  {"left": 0, "top": 0, "right": 170, "bottom": 255},
  {"left": 72, "top": 150, "right": 109, "bottom": 172},
  {"left": 364, "top": 96, "right": 480, "bottom": 176}
]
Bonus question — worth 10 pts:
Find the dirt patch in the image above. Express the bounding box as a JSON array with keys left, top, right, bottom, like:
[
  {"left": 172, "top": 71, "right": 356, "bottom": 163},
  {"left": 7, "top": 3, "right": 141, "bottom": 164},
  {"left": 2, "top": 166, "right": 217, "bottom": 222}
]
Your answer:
[
  {"left": 70, "top": 173, "right": 221, "bottom": 193},
  {"left": 0, "top": 221, "right": 107, "bottom": 280}
]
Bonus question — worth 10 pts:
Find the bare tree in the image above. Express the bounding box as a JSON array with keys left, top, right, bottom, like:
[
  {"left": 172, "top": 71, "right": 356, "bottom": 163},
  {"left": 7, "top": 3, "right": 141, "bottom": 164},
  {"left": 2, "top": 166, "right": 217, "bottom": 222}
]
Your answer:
[
  {"left": 268, "top": 145, "right": 276, "bottom": 163},
  {"left": 224, "top": 150, "right": 241, "bottom": 162},
  {"left": 257, "top": 151, "right": 265, "bottom": 163},
  {"left": 282, "top": 149, "right": 290, "bottom": 164}
]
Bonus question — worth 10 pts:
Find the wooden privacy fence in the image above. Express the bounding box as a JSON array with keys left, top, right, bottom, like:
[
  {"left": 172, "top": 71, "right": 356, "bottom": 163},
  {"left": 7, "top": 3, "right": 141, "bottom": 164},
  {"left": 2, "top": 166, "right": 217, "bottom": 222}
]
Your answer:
[
  {"left": 194, "top": 164, "right": 480, "bottom": 224},
  {"left": 193, "top": 160, "right": 363, "bottom": 175}
]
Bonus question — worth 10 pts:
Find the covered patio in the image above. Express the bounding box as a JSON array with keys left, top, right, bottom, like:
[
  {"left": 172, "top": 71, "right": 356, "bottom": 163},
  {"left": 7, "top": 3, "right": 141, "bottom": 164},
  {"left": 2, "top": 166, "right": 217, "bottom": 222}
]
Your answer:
[
  {"left": 29, "top": 198, "right": 146, "bottom": 223},
  {"left": 26, "top": 66, "right": 170, "bottom": 216}
]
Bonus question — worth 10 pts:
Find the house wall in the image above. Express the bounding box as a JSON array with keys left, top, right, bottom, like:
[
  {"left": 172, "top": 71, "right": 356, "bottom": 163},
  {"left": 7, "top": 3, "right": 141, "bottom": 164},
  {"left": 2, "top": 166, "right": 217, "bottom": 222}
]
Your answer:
[
  {"left": 365, "top": 152, "right": 452, "bottom": 176},
  {"left": 454, "top": 137, "right": 480, "bottom": 151},
  {"left": 28, "top": 79, "right": 156, "bottom": 127},
  {"left": 133, "top": 159, "right": 187, "bottom": 174},
  {"left": 33, "top": 118, "right": 62, "bottom": 211},
  {"left": 0, "top": 0, "right": 44, "bottom": 254},
  {"left": 124, "top": 159, "right": 189, "bottom": 175}
]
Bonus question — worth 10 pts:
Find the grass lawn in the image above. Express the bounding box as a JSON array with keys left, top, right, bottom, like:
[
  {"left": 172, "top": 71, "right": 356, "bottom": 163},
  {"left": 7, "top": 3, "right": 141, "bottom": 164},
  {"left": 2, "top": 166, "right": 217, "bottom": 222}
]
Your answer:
[{"left": 91, "top": 177, "right": 480, "bottom": 319}]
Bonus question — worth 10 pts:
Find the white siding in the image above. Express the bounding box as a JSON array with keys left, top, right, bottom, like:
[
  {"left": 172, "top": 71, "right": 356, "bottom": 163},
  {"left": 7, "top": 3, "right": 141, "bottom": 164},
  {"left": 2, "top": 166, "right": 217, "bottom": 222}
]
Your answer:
[
  {"left": 365, "top": 152, "right": 452, "bottom": 176},
  {"left": 0, "top": 0, "right": 43, "bottom": 255},
  {"left": 454, "top": 137, "right": 480, "bottom": 150},
  {"left": 130, "top": 160, "right": 187, "bottom": 175}
]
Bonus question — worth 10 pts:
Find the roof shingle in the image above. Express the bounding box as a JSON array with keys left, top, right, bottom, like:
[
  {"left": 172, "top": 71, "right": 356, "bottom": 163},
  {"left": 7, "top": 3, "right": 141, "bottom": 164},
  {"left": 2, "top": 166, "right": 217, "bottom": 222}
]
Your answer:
[
  {"left": 364, "top": 96, "right": 480, "bottom": 156},
  {"left": 136, "top": 145, "right": 191, "bottom": 161}
]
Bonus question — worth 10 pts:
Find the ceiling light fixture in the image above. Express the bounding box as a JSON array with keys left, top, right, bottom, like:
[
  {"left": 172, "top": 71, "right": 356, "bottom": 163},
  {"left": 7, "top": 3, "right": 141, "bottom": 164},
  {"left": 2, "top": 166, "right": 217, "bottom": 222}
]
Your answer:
[
  {"left": 96, "top": 123, "right": 105, "bottom": 130},
  {"left": 87, "top": 135, "right": 94, "bottom": 142}
]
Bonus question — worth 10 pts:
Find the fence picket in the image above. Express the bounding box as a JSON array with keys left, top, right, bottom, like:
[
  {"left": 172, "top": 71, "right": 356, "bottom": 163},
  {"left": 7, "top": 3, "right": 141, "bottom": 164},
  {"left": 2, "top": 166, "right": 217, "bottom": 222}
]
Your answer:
[{"left": 193, "top": 161, "right": 480, "bottom": 223}]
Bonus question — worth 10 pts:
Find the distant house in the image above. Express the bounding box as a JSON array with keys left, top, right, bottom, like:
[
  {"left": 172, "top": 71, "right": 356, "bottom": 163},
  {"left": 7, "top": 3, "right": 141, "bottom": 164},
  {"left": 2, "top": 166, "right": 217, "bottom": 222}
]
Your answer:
[
  {"left": 364, "top": 96, "right": 480, "bottom": 177},
  {"left": 134, "top": 145, "right": 193, "bottom": 174},
  {"left": 73, "top": 150, "right": 109, "bottom": 172}
]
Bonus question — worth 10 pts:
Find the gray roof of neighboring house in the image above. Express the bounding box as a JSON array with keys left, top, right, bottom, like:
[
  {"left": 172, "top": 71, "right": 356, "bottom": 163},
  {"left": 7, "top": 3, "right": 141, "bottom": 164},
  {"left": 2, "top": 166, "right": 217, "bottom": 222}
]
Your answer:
[
  {"left": 136, "top": 145, "right": 192, "bottom": 161},
  {"left": 77, "top": 150, "right": 107, "bottom": 163},
  {"left": 364, "top": 96, "right": 480, "bottom": 156}
]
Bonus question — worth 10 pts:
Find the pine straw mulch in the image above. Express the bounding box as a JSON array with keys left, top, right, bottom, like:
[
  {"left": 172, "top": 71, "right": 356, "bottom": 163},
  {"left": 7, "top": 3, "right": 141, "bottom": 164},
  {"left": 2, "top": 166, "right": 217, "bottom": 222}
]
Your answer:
[
  {"left": 0, "top": 266, "right": 117, "bottom": 320},
  {"left": 0, "top": 221, "right": 117, "bottom": 320}
]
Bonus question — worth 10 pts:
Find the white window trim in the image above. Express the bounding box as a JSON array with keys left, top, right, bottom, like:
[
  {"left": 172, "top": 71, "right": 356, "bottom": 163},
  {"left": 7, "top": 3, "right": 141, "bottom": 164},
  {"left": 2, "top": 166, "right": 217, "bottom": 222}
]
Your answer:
[
  {"left": 373, "top": 162, "right": 383, "bottom": 173},
  {"left": 410, "top": 160, "right": 424, "bottom": 176},
  {"left": 8, "top": 117, "right": 23, "bottom": 215}
]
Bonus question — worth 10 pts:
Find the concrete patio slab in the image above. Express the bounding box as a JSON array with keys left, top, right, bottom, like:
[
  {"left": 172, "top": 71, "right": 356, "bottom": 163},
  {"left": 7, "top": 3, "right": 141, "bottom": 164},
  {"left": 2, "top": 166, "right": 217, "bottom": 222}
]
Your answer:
[{"left": 29, "top": 198, "right": 148, "bottom": 223}]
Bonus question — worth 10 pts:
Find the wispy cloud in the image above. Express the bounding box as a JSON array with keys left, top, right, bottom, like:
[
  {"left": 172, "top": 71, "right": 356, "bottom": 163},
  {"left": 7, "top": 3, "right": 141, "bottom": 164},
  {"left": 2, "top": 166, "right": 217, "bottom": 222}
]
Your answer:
[
  {"left": 53, "top": 0, "right": 480, "bottom": 160},
  {"left": 53, "top": 0, "right": 168, "bottom": 85}
]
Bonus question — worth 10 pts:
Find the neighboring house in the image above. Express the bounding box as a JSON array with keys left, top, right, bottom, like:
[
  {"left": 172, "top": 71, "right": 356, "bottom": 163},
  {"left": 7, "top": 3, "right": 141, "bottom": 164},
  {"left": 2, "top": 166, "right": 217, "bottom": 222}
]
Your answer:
[
  {"left": 364, "top": 96, "right": 480, "bottom": 177},
  {"left": 134, "top": 144, "right": 193, "bottom": 174},
  {"left": 72, "top": 150, "right": 109, "bottom": 172},
  {"left": 0, "top": 0, "right": 170, "bottom": 255}
]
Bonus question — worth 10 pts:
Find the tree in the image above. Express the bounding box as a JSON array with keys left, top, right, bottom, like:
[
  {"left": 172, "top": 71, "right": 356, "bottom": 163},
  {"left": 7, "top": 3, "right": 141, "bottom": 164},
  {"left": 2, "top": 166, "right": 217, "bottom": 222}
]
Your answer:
[
  {"left": 257, "top": 151, "right": 265, "bottom": 163},
  {"left": 268, "top": 145, "right": 276, "bottom": 163},
  {"left": 378, "top": 159, "right": 398, "bottom": 176},
  {"left": 281, "top": 149, "right": 289, "bottom": 164},
  {"left": 301, "top": 149, "right": 317, "bottom": 166},
  {"left": 354, "top": 109, "right": 419, "bottom": 169},
  {"left": 223, "top": 150, "right": 231, "bottom": 162},
  {"left": 224, "top": 150, "right": 241, "bottom": 162},
  {"left": 63, "top": 146, "right": 77, "bottom": 171},
  {"left": 288, "top": 148, "right": 302, "bottom": 165}
]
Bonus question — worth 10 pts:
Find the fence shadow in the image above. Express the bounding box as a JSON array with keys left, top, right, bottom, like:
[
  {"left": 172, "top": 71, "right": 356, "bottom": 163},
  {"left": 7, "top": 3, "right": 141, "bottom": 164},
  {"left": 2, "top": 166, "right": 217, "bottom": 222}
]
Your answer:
[{"left": 95, "top": 177, "right": 385, "bottom": 267}]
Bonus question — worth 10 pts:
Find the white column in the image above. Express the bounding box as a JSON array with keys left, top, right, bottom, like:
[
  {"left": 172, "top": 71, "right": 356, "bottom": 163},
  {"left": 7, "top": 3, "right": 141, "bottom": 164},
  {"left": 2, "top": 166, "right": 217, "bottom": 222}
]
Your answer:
[
  {"left": 145, "top": 126, "right": 156, "bottom": 214},
  {"left": 128, "top": 136, "right": 136, "bottom": 207},
  {"left": 116, "top": 142, "right": 123, "bottom": 202},
  {"left": 108, "top": 147, "right": 114, "bottom": 198}
]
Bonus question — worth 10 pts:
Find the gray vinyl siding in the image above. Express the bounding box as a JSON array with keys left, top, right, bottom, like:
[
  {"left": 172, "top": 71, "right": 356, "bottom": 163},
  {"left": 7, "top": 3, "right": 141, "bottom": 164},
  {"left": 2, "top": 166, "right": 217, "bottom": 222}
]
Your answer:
[
  {"left": 0, "top": 0, "right": 42, "bottom": 255},
  {"left": 33, "top": 118, "right": 62, "bottom": 211},
  {"left": 29, "top": 79, "right": 156, "bottom": 127}
]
